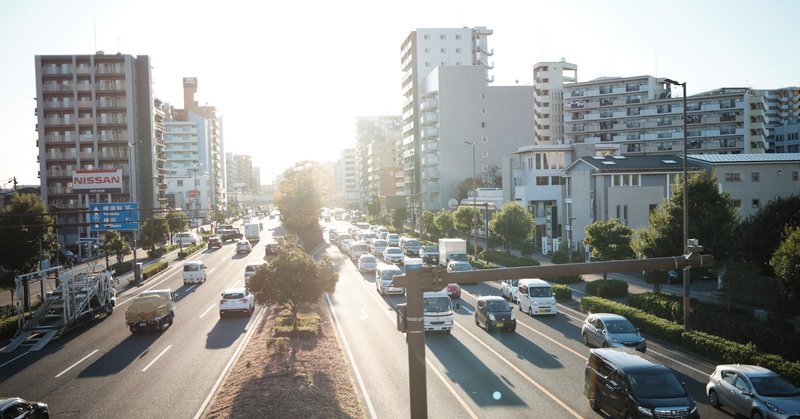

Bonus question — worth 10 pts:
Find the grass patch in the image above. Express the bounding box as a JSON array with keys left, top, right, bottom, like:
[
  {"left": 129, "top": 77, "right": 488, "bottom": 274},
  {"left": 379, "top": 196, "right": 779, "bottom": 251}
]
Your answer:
[{"left": 273, "top": 307, "right": 321, "bottom": 339}]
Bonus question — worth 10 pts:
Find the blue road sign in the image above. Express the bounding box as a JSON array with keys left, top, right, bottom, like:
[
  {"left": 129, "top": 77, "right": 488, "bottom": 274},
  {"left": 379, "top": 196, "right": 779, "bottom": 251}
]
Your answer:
[{"left": 89, "top": 202, "right": 139, "bottom": 231}]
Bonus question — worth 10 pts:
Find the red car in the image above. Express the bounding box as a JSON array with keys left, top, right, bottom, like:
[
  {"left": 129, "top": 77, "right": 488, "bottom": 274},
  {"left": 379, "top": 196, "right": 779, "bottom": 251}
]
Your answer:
[{"left": 446, "top": 283, "right": 461, "bottom": 299}]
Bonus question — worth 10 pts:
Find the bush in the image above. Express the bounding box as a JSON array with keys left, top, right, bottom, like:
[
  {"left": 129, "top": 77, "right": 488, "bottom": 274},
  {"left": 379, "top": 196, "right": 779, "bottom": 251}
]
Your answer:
[
  {"left": 518, "top": 239, "right": 536, "bottom": 257},
  {"left": 550, "top": 250, "right": 570, "bottom": 264},
  {"left": 1, "top": 314, "right": 19, "bottom": 342},
  {"left": 142, "top": 261, "right": 169, "bottom": 280},
  {"left": 147, "top": 248, "right": 167, "bottom": 258},
  {"left": 627, "top": 293, "right": 682, "bottom": 323},
  {"left": 585, "top": 279, "right": 628, "bottom": 298},
  {"left": 469, "top": 257, "right": 497, "bottom": 270},
  {"left": 111, "top": 261, "right": 132, "bottom": 276},
  {"left": 480, "top": 250, "right": 540, "bottom": 267},
  {"left": 549, "top": 275, "right": 583, "bottom": 285},
  {"left": 580, "top": 296, "right": 684, "bottom": 344},
  {"left": 552, "top": 284, "right": 572, "bottom": 301}
]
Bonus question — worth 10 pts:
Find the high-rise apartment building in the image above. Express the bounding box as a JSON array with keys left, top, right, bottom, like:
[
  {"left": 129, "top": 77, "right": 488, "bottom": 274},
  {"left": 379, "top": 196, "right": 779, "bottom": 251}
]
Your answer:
[
  {"left": 336, "top": 148, "right": 359, "bottom": 206},
  {"left": 760, "top": 87, "right": 800, "bottom": 153},
  {"left": 35, "top": 53, "right": 165, "bottom": 246},
  {"left": 355, "top": 116, "right": 402, "bottom": 205},
  {"left": 563, "top": 76, "right": 768, "bottom": 155},
  {"left": 533, "top": 60, "right": 578, "bottom": 145}
]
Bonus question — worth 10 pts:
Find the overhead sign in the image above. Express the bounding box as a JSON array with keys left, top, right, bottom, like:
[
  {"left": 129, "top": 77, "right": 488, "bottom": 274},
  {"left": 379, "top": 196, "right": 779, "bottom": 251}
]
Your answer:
[
  {"left": 89, "top": 202, "right": 139, "bottom": 232},
  {"left": 73, "top": 169, "right": 122, "bottom": 190}
]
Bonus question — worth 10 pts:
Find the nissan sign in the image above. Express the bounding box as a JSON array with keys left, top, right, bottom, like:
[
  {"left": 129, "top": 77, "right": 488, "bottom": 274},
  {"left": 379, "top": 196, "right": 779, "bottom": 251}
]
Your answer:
[{"left": 72, "top": 169, "right": 122, "bottom": 190}]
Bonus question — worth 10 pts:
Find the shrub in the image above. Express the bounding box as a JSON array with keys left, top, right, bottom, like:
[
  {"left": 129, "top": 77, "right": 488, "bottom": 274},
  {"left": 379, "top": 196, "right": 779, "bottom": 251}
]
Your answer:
[
  {"left": 549, "top": 275, "right": 583, "bottom": 285},
  {"left": 142, "top": 261, "right": 169, "bottom": 280},
  {"left": 518, "top": 239, "right": 536, "bottom": 257},
  {"left": 552, "top": 284, "right": 572, "bottom": 301},
  {"left": 550, "top": 250, "right": 570, "bottom": 264},
  {"left": 111, "top": 261, "right": 132, "bottom": 276},
  {"left": 1, "top": 314, "right": 19, "bottom": 341},
  {"left": 627, "top": 293, "right": 682, "bottom": 323},
  {"left": 585, "top": 279, "right": 628, "bottom": 298},
  {"left": 481, "top": 250, "right": 540, "bottom": 267},
  {"left": 580, "top": 296, "right": 684, "bottom": 344}
]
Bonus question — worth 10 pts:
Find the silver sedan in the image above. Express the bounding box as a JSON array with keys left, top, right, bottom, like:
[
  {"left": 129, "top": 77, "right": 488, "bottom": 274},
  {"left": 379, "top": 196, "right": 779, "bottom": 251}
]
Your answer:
[{"left": 707, "top": 364, "right": 800, "bottom": 419}]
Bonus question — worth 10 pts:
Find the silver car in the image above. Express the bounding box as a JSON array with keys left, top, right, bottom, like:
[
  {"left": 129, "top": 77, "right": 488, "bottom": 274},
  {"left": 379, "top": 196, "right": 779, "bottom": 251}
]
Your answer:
[
  {"left": 501, "top": 279, "right": 519, "bottom": 302},
  {"left": 581, "top": 313, "right": 647, "bottom": 352},
  {"left": 707, "top": 364, "right": 800, "bottom": 419}
]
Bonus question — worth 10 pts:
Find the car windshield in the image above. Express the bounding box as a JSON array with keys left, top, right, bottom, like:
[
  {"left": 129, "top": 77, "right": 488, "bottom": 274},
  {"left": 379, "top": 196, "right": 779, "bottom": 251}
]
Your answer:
[
  {"left": 507, "top": 279, "right": 519, "bottom": 287},
  {"left": 605, "top": 319, "right": 637, "bottom": 333},
  {"left": 373, "top": 240, "right": 387, "bottom": 247},
  {"left": 529, "top": 286, "right": 552, "bottom": 297},
  {"left": 422, "top": 246, "right": 437, "bottom": 253},
  {"left": 360, "top": 256, "right": 377, "bottom": 263},
  {"left": 628, "top": 372, "right": 686, "bottom": 399},
  {"left": 224, "top": 293, "right": 245, "bottom": 299},
  {"left": 451, "top": 263, "right": 472, "bottom": 271},
  {"left": 387, "top": 248, "right": 401, "bottom": 255},
  {"left": 751, "top": 376, "right": 800, "bottom": 397},
  {"left": 381, "top": 270, "right": 401, "bottom": 281},
  {"left": 406, "top": 240, "right": 420, "bottom": 247},
  {"left": 487, "top": 300, "right": 511, "bottom": 312},
  {"left": 424, "top": 297, "right": 452, "bottom": 313}
]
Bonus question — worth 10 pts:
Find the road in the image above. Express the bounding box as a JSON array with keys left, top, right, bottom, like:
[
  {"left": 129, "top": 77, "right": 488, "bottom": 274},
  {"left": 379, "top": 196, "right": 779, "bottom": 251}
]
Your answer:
[
  {"left": 0, "top": 217, "right": 280, "bottom": 419},
  {"left": 321, "top": 219, "right": 733, "bottom": 418}
]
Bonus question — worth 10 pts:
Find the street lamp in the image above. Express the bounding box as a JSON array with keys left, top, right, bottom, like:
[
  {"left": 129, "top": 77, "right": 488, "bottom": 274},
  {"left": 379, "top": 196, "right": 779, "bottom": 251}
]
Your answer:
[
  {"left": 664, "top": 78, "right": 691, "bottom": 331},
  {"left": 464, "top": 141, "right": 478, "bottom": 258}
]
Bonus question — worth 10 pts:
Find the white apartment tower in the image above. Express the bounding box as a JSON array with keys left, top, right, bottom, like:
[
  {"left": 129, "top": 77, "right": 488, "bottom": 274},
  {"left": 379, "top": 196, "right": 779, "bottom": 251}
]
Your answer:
[{"left": 533, "top": 60, "right": 577, "bottom": 145}]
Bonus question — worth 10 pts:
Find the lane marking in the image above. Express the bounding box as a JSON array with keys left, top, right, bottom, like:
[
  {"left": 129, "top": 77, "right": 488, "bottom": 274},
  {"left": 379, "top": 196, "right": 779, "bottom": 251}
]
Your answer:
[
  {"left": 55, "top": 349, "right": 98, "bottom": 378},
  {"left": 142, "top": 345, "right": 172, "bottom": 372},
  {"left": 199, "top": 304, "right": 216, "bottom": 318}
]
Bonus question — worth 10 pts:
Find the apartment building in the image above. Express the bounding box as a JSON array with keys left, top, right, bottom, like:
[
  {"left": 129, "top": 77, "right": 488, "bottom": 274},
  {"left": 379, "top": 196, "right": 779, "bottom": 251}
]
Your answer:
[
  {"left": 35, "top": 53, "right": 165, "bottom": 246},
  {"left": 163, "top": 112, "right": 211, "bottom": 219},
  {"left": 563, "top": 76, "right": 769, "bottom": 156},
  {"left": 336, "top": 148, "right": 359, "bottom": 206},
  {"left": 761, "top": 87, "right": 800, "bottom": 153},
  {"left": 355, "top": 116, "right": 402, "bottom": 206},
  {"left": 533, "top": 60, "right": 578, "bottom": 145}
]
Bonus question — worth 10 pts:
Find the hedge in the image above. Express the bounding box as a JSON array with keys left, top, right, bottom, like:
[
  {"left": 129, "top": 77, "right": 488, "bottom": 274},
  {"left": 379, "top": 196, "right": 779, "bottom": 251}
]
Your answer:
[
  {"left": 549, "top": 275, "right": 584, "bottom": 285},
  {"left": 552, "top": 284, "right": 572, "bottom": 301},
  {"left": 585, "top": 279, "right": 628, "bottom": 298},
  {"left": 177, "top": 242, "right": 206, "bottom": 258},
  {"left": 111, "top": 261, "right": 132, "bottom": 277},
  {"left": 480, "top": 250, "right": 540, "bottom": 268},
  {"left": 580, "top": 296, "right": 684, "bottom": 344},
  {"left": 1, "top": 314, "right": 19, "bottom": 342},
  {"left": 142, "top": 261, "right": 169, "bottom": 281}
]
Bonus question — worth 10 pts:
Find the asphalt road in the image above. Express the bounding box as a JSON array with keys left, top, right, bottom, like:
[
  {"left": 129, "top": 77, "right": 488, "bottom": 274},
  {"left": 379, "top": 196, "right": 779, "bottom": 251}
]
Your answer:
[
  {"left": 321, "top": 219, "right": 734, "bottom": 419},
  {"left": 0, "top": 217, "right": 280, "bottom": 419}
]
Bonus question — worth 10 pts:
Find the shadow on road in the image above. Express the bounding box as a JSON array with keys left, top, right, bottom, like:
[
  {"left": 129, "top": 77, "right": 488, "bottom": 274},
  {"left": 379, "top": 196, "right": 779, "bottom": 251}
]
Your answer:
[
  {"left": 78, "top": 331, "right": 163, "bottom": 377},
  {"left": 206, "top": 316, "right": 249, "bottom": 349}
]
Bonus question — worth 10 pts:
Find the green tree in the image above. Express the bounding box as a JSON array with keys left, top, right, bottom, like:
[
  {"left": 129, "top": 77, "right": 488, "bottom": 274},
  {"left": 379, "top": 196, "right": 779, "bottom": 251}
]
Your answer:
[
  {"left": 139, "top": 217, "right": 169, "bottom": 251},
  {"left": 584, "top": 219, "right": 634, "bottom": 280},
  {"left": 455, "top": 178, "right": 487, "bottom": 202},
  {"left": 720, "top": 261, "right": 760, "bottom": 312},
  {"left": 419, "top": 210, "right": 440, "bottom": 238},
  {"left": 249, "top": 235, "right": 338, "bottom": 329},
  {"left": 488, "top": 201, "right": 535, "bottom": 252},
  {"left": 738, "top": 196, "right": 800, "bottom": 275},
  {"left": 211, "top": 209, "right": 227, "bottom": 225},
  {"left": 771, "top": 226, "right": 800, "bottom": 305},
  {"left": 632, "top": 172, "right": 739, "bottom": 263},
  {"left": 434, "top": 210, "right": 455, "bottom": 237},
  {"left": 390, "top": 207, "right": 407, "bottom": 231},
  {"left": 0, "top": 193, "right": 56, "bottom": 280},
  {"left": 101, "top": 231, "right": 130, "bottom": 264},
  {"left": 453, "top": 205, "right": 479, "bottom": 238},
  {"left": 166, "top": 211, "right": 189, "bottom": 243},
  {"left": 274, "top": 161, "right": 324, "bottom": 249}
]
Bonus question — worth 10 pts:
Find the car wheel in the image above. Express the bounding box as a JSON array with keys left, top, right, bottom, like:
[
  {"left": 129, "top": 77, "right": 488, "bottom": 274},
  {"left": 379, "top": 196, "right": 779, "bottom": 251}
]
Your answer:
[
  {"left": 588, "top": 388, "right": 600, "bottom": 412},
  {"left": 752, "top": 412, "right": 764, "bottom": 419},
  {"left": 708, "top": 389, "right": 721, "bottom": 408},
  {"left": 475, "top": 316, "right": 480, "bottom": 326},
  {"left": 582, "top": 332, "right": 590, "bottom": 346}
]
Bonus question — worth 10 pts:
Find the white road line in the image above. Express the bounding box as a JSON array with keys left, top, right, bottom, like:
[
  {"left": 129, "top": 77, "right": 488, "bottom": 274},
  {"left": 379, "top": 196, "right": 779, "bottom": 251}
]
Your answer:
[
  {"left": 646, "top": 348, "right": 710, "bottom": 376},
  {"left": 55, "top": 349, "right": 98, "bottom": 378},
  {"left": 142, "top": 345, "right": 172, "bottom": 372},
  {"left": 199, "top": 304, "right": 216, "bottom": 318},
  {"left": 0, "top": 351, "right": 28, "bottom": 369}
]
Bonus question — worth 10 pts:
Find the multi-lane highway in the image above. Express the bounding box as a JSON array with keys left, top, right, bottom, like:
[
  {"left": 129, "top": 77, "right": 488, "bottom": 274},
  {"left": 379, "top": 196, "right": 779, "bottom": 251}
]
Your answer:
[{"left": 0, "top": 218, "right": 281, "bottom": 419}]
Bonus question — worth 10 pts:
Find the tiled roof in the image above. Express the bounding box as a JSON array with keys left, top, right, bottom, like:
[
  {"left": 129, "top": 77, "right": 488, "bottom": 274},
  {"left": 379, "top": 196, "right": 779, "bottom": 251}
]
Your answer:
[{"left": 688, "top": 153, "right": 800, "bottom": 163}]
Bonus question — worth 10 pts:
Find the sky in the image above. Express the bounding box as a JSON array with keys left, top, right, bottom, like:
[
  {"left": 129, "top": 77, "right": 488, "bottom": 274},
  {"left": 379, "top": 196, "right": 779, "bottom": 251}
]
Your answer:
[{"left": 1, "top": 0, "right": 799, "bottom": 187}]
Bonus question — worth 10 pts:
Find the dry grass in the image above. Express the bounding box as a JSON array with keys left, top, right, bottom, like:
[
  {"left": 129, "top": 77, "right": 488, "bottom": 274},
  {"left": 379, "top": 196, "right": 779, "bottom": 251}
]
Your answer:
[{"left": 203, "top": 302, "right": 365, "bottom": 418}]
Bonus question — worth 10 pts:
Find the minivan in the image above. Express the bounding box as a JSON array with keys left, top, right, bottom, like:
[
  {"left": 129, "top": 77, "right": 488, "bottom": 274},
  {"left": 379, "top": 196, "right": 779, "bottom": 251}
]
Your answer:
[
  {"left": 422, "top": 290, "right": 458, "bottom": 334},
  {"left": 585, "top": 348, "right": 699, "bottom": 418},
  {"left": 517, "top": 278, "right": 557, "bottom": 316},
  {"left": 183, "top": 261, "right": 207, "bottom": 285},
  {"left": 376, "top": 264, "right": 404, "bottom": 295}
]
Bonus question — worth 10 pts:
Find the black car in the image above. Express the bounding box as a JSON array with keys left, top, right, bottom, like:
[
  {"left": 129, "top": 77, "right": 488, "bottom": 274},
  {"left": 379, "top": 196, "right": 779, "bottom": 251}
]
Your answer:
[
  {"left": 474, "top": 296, "right": 516, "bottom": 332},
  {"left": 53, "top": 248, "right": 79, "bottom": 266},
  {"left": 585, "top": 348, "right": 699, "bottom": 419},
  {"left": 207, "top": 236, "right": 222, "bottom": 249},
  {"left": 418, "top": 245, "right": 439, "bottom": 265},
  {"left": 0, "top": 397, "right": 49, "bottom": 418}
]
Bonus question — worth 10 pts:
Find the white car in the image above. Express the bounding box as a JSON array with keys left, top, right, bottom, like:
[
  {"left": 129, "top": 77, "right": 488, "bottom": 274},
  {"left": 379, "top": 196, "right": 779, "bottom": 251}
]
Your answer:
[
  {"left": 219, "top": 288, "right": 255, "bottom": 317},
  {"left": 501, "top": 279, "right": 519, "bottom": 302},
  {"left": 173, "top": 232, "right": 202, "bottom": 246},
  {"left": 183, "top": 261, "right": 207, "bottom": 285},
  {"left": 357, "top": 254, "right": 378, "bottom": 272},
  {"left": 236, "top": 239, "right": 252, "bottom": 254},
  {"left": 383, "top": 246, "right": 404, "bottom": 264}
]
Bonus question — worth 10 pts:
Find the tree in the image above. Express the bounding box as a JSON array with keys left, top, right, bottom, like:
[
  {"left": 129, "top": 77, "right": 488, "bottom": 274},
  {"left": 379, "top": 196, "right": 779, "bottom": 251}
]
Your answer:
[
  {"left": 101, "top": 231, "right": 130, "bottom": 265},
  {"left": 139, "top": 217, "right": 169, "bottom": 251},
  {"left": 0, "top": 193, "right": 56, "bottom": 280},
  {"left": 453, "top": 205, "right": 479, "bottom": 239},
  {"left": 166, "top": 211, "right": 189, "bottom": 243},
  {"left": 489, "top": 201, "right": 535, "bottom": 252},
  {"left": 632, "top": 172, "right": 739, "bottom": 263},
  {"left": 454, "top": 178, "right": 487, "bottom": 202},
  {"left": 211, "top": 209, "right": 227, "bottom": 225},
  {"left": 419, "top": 210, "right": 440, "bottom": 238},
  {"left": 738, "top": 196, "right": 800, "bottom": 275},
  {"left": 434, "top": 210, "right": 454, "bottom": 237},
  {"left": 249, "top": 235, "right": 338, "bottom": 329},
  {"left": 390, "top": 207, "right": 407, "bottom": 231},
  {"left": 584, "top": 219, "right": 634, "bottom": 280},
  {"left": 720, "top": 261, "right": 760, "bottom": 312},
  {"left": 274, "top": 161, "right": 324, "bottom": 248},
  {"left": 771, "top": 226, "right": 800, "bottom": 305}
]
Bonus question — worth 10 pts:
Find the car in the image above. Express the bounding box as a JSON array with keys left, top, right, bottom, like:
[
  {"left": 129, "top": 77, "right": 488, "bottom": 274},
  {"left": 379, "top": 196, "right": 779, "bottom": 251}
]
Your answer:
[
  {"left": 418, "top": 245, "right": 439, "bottom": 265},
  {"left": 706, "top": 364, "right": 800, "bottom": 419},
  {"left": 585, "top": 348, "right": 699, "bottom": 419},
  {"left": 244, "top": 263, "right": 267, "bottom": 287},
  {"left": 349, "top": 241, "right": 370, "bottom": 262},
  {"left": 328, "top": 229, "right": 340, "bottom": 244},
  {"left": 182, "top": 261, "right": 207, "bottom": 285},
  {"left": 219, "top": 287, "right": 255, "bottom": 317},
  {"left": 376, "top": 264, "right": 405, "bottom": 295},
  {"left": 383, "top": 246, "right": 404, "bottom": 264},
  {"left": 207, "top": 236, "right": 222, "bottom": 249},
  {"left": 236, "top": 239, "right": 252, "bottom": 254},
  {"left": 357, "top": 254, "right": 378, "bottom": 273},
  {"left": 0, "top": 397, "right": 49, "bottom": 419},
  {"left": 446, "top": 260, "right": 474, "bottom": 273},
  {"left": 445, "top": 283, "right": 461, "bottom": 299},
  {"left": 500, "top": 279, "right": 519, "bottom": 303},
  {"left": 402, "top": 238, "right": 422, "bottom": 257},
  {"left": 517, "top": 278, "right": 558, "bottom": 316},
  {"left": 370, "top": 239, "right": 388, "bottom": 258},
  {"left": 581, "top": 313, "right": 647, "bottom": 352},
  {"left": 173, "top": 231, "right": 202, "bottom": 246},
  {"left": 475, "top": 295, "right": 516, "bottom": 332},
  {"left": 667, "top": 269, "right": 680, "bottom": 283},
  {"left": 53, "top": 248, "right": 79, "bottom": 265},
  {"left": 386, "top": 233, "right": 400, "bottom": 247},
  {"left": 340, "top": 239, "right": 355, "bottom": 255}
]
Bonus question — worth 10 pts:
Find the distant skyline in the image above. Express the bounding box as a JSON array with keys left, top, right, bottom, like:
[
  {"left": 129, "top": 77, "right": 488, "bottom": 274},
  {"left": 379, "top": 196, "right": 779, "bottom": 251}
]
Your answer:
[{"left": 2, "top": 0, "right": 799, "bottom": 187}]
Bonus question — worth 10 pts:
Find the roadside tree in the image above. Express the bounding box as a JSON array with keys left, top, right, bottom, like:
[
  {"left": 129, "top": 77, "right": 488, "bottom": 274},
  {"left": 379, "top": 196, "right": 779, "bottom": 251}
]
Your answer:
[
  {"left": 739, "top": 196, "right": 800, "bottom": 275},
  {"left": 771, "top": 226, "right": 800, "bottom": 305},
  {"left": 489, "top": 201, "right": 535, "bottom": 252},
  {"left": 166, "top": 211, "right": 190, "bottom": 243},
  {"left": 434, "top": 210, "right": 454, "bottom": 237},
  {"left": 101, "top": 231, "right": 130, "bottom": 264},
  {"left": 419, "top": 210, "right": 440, "bottom": 239},
  {"left": 583, "top": 219, "right": 634, "bottom": 280},
  {"left": 390, "top": 207, "right": 407, "bottom": 232},
  {"left": 139, "top": 217, "right": 169, "bottom": 251},
  {"left": 453, "top": 205, "right": 480, "bottom": 239},
  {"left": 274, "top": 161, "right": 324, "bottom": 248},
  {"left": 0, "top": 193, "right": 55, "bottom": 283}
]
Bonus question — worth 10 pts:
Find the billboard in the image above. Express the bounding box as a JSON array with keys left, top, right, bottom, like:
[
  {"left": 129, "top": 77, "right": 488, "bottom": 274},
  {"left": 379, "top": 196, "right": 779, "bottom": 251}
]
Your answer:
[
  {"left": 73, "top": 169, "right": 122, "bottom": 190},
  {"left": 89, "top": 202, "right": 139, "bottom": 232}
]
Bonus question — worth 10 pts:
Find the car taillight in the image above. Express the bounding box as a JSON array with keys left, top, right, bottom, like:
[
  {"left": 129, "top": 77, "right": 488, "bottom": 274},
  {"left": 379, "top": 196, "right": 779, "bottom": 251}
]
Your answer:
[
  {"left": 240, "top": 298, "right": 248, "bottom": 303},
  {"left": 219, "top": 299, "right": 225, "bottom": 304}
]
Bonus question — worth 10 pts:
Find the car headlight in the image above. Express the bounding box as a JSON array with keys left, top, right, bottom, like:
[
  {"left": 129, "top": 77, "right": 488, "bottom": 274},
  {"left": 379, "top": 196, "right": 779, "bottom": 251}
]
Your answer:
[
  {"left": 510, "top": 313, "right": 515, "bottom": 321},
  {"left": 764, "top": 400, "right": 785, "bottom": 413},
  {"left": 488, "top": 313, "right": 496, "bottom": 321},
  {"left": 636, "top": 405, "right": 654, "bottom": 417}
]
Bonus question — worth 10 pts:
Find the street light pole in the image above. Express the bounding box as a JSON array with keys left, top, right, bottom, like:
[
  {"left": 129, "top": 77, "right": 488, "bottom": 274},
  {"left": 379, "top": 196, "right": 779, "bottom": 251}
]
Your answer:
[
  {"left": 665, "top": 78, "right": 691, "bottom": 331},
  {"left": 464, "top": 141, "right": 477, "bottom": 258}
]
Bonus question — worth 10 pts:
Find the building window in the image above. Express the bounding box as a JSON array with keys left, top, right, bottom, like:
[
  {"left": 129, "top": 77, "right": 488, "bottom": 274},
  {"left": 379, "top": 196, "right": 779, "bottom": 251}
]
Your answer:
[
  {"left": 751, "top": 172, "right": 760, "bottom": 182},
  {"left": 440, "top": 48, "right": 446, "bottom": 53},
  {"left": 551, "top": 176, "right": 562, "bottom": 185},
  {"left": 440, "top": 34, "right": 446, "bottom": 40},
  {"left": 724, "top": 172, "right": 742, "bottom": 182},
  {"left": 480, "top": 93, "right": 486, "bottom": 100},
  {"left": 424, "top": 48, "right": 431, "bottom": 53},
  {"left": 424, "top": 62, "right": 430, "bottom": 67},
  {"left": 423, "top": 35, "right": 430, "bottom": 40},
  {"left": 177, "top": 180, "right": 183, "bottom": 187},
  {"left": 481, "top": 108, "right": 487, "bottom": 114},
  {"left": 793, "top": 171, "right": 799, "bottom": 181},
  {"left": 731, "top": 199, "right": 741, "bottom": 208},
  {"left": 481, "top": 136, "right": 487, "bottom": 143},
  {"left": 481, "top": 150, "right": 488, "bottom": 158},
  {"left": 455, "top": 34, "right": 461, "bottom": 40},
  {"left": 481, "top": 122, "right": 486, "bottom": 128},
  {"left": 536, "top": 176, "right": 549, "bottom": 186},
  {"left": 752, "top": 199, "right": 760, "bottom": 208},
  {"left": 456, "top": 48, "right": 462, "bottom": 53}
]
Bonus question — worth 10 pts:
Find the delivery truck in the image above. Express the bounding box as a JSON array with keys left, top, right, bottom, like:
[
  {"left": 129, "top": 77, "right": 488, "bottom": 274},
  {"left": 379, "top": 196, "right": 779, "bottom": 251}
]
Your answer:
[
  {"left": 244, "top": 222, "right": 261, "bottom": 243},
  {"left": 438, "top": 238, "right": 468, "bottom": 267},
  {"left": 125, "top": 289, "right": 175, "bottom": 333}
]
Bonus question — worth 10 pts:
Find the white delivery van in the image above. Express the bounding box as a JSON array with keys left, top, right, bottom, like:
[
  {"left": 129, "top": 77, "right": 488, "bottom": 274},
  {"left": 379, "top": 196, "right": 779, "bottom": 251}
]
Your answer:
[
  {"left": 517, "top": 278, "right": 557, "bottom": 316},
  {"left": 423, "top": 290, "right": 457, "bottom": 333},
  {"left": 376, "top": 264, "right": 405, "bottom": 295}
]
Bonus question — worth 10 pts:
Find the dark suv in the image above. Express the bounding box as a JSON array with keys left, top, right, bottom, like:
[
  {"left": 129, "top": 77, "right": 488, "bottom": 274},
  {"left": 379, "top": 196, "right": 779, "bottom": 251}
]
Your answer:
[{"left": 584, "top": 348, "right": 699, "bottom": 419}]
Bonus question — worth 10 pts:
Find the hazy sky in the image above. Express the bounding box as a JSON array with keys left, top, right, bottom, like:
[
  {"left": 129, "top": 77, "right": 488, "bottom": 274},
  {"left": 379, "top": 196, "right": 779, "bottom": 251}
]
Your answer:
[{"left": 2, "top": 0, "right": 798, "bottom": 186}]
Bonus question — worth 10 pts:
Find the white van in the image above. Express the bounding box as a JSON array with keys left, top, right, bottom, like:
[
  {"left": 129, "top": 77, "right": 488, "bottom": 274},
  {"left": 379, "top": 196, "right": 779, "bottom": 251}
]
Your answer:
[
  {"left": 183, "top": 261, "right": 207, "bottom": 285},
  {"left": 376, "top": 264, "right": 404, "bottom": 295},
  {"left": 423, "top": 290, "right": 457, "bottom": 333},
  {"left": 349, "top": 241, "right": 370, "bottom": 262},
  {"left": 517, "top": 278, "right": 557, "bottom": 316}
]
